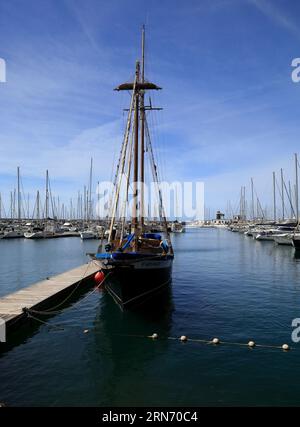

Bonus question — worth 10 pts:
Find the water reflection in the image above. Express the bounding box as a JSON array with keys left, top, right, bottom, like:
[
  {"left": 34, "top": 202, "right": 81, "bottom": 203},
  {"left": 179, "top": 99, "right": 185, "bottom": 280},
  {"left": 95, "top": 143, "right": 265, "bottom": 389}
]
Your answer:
[{"left": 88, "top": 286, "right": 174, "bottom": 405}]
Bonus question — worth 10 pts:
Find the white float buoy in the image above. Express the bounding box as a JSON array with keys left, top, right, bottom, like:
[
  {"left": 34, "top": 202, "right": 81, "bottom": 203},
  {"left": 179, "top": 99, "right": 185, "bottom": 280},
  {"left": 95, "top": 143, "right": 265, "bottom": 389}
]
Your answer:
[
  {"left": 180, "top": 335, "right": 188, "bottom": 342},
  {"left": 151, "top": 333, "right": 158, "bottom": 339},
  {"left": 248, "top": 340, "right": 255, "bottom": 348},
  {"left": 212, "top": 338, "right": 220, "bottom": 344},
  {"left": 83, "top": 329, "right": 89, "bottom": 334},
  {"left": 282, "top": 344, "right": 290, "bottom": 351}
]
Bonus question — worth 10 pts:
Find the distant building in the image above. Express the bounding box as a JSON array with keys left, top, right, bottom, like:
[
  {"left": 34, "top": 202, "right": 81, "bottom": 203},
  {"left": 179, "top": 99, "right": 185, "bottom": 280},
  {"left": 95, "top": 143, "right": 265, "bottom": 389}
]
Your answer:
[
  {"left": 216, "top": 210, "right": 225, "bottom": 220},
  {"left": 212, "top": 210, "right": 229, "bottom": 227}
]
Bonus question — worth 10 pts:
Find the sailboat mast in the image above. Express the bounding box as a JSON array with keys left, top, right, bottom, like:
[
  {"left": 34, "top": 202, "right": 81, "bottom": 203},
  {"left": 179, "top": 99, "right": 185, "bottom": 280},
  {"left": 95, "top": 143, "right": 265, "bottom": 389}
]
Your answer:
[
  {"left": 17, "top": 166, "right": 21, "bottom": 221},
  {"left": 132, "top": 60, "right": 140, "bottom": 236},
  {"left": 88, "top": 157, "right": 93, "bottom": 221},
  {"left": 84, "top": 185, "right": 87, "bottom": 221},
  {"left": 37, "top": 190, "right": 40, "bottom": 220},
  {"left": 251, "top": 177, "right": 254, "bottom": 220},
  {"left": 175, "top": 187, "right": 178, "bottom": 220},
  {"left": 288, "top": 180, "right": 292, "bottom": 219},
  {"left": 45, "top": 170, "right": 49, "bottom": 219},
  {"left": 281, "top": 168, "right": 285, "bottom": 220},
  {"left": 240, "top": 186, "right": 243, "bottom": 219},
  {"left": 295, "top": 153, "right": 299, "bottom": 222},
  {"left": 114, "top": 28, "right": 161, "bottom": 241},
  {"left": 10, "top": 191, "right": 13, "bottom": 219},
  {"left": 140, "top": 25, "right": 146, "bottom": 230},
  {"left": 273, "top": 171, "right": 276, "bottom": 222}
]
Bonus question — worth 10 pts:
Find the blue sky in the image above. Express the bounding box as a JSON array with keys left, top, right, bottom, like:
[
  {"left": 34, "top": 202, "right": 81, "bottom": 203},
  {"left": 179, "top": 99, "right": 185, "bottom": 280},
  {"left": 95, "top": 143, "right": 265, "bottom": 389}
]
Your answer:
[{"left": 0, "top": 0, "right": 300, "bottom": 218}]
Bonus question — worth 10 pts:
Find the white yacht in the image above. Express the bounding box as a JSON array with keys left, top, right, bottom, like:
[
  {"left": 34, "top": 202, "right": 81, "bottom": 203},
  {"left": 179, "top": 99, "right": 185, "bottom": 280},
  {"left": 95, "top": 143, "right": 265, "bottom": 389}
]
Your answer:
[
  {"left": 80, "top": 230, "right": 98, "bottom": 240},
  {"left": 2, "top": 229, "right": 23, "bottom": 239},
  {"left": 273, "top": 234, "right": 293, "bottom": 246},
  {"left": 255, "top": 229, "right": 279, "bottom": 241},
  {"left": 24, "top": 227, "right": 45, "bottom": 239}
]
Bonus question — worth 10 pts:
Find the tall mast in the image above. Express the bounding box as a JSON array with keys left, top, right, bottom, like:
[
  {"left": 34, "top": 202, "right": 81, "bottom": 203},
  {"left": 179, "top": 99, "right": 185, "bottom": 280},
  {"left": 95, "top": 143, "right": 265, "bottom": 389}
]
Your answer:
[
  {"left": 295, "top": 153, "right": 299, "bottom": 222},
  {"left": 86, "top": 189, "right": 89, "bottom": 221},
  {"left": 97, "top": 181, "right": 100, "bottom": 219},
  {"left": 88, "top": 157, "right": 93, "bottom": 221},
  {"left": 251, "top": 178, "right": 254, "bottom": 220},
  {"left": 45, "top": 170, "right": 49, "bottom": 219},
  {"left": 240, "top": 186, "right": 243, "bottom": 220},
  {"left": 132, "top": 60, "right": 140, "bottom": 238},
  {"left": 113, "top": 28, "right": 162, "bottom": 241},
  {"left": 175, "top": 187, "right": 179, "bottom": 220},
  {"left": 83, "top": 185, "right": 87, "bottom": 221},
  {"left": 70, "top": 198, "right": 73, "bottom": 220},
  {"left": 13, "top": 189, "right": 16, "bottom": 219},
  {"left": 243, "top": 186, "right": 246, "bottom": 220},
  {"left": 140, "top": 25, "right": 146, "bottom": 230},
  {"left": 273, "top": 171, "right": 276, "bottom": 222},
  {"left": 10, "top": 191, "right": 13, "bottom": 219},
  {"left": 37, "top": 190, "right": 40, "bottom": 220},
  {"left": 288, "top": 180, "right": 292, "bottom": 218},
  {"left": 17, "top": 166, "right": 21, "bottom": 221},
  {"left": 77, "top": 191, "right": 80, "bottom": 220},
  {"left": 281, "top": 168, "right": 285, "bottom": 220}
]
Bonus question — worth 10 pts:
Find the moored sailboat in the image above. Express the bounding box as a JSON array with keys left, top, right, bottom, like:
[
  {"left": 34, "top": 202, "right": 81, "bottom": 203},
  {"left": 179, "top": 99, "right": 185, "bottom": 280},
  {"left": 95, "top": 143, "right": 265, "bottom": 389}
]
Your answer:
[{"left": 91, "top": 27, "right": 174, "bottom": 308}]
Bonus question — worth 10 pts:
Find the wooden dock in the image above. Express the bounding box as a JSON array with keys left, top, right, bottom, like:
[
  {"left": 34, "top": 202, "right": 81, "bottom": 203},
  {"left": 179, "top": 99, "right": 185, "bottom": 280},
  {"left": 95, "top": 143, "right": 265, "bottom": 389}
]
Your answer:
[{"left": 0, "top": 262, "right": 99, "bottom": 338}]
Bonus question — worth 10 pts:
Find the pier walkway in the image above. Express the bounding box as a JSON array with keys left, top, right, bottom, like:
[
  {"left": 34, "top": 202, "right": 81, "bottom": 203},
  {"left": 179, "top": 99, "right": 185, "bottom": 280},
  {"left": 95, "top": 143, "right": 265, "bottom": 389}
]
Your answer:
[{"left": 0, "top": 262, "right": 99, "bottom": 336}]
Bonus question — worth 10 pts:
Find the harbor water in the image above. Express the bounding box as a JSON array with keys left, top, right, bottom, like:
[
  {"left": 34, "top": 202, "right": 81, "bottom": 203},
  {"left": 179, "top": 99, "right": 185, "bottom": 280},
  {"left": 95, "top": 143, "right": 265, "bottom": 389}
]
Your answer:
[{"left": 0, "top": 229, "right": 300, "bottom": 406}]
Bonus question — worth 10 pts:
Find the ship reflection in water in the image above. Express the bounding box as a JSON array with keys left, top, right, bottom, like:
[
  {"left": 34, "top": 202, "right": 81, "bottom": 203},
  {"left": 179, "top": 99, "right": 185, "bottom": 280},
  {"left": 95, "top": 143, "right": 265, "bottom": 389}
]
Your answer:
[{"left": 88, "top": 285, "right": 174, "bottom": 406}]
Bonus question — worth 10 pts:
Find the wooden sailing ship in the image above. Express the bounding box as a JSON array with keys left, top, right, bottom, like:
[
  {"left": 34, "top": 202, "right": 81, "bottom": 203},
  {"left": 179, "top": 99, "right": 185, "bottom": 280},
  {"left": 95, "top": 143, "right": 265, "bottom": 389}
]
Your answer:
[{"left": 92, "top": 27, "right": 174, "bottom": 308}]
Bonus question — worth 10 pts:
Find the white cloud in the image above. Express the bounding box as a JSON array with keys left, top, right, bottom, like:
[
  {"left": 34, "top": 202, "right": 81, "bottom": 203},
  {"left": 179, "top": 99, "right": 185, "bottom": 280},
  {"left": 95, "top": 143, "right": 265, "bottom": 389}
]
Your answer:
[{"left": 249, "top": 0, "right": 300, "bottom": 39}]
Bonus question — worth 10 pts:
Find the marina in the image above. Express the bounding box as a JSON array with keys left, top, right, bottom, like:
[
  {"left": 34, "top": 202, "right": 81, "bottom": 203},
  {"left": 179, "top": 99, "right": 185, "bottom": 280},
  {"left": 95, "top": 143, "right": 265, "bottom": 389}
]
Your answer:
[
  {"left": 0, "top": 229, "right": 299, "bottom": 406},
  {"left": 2, "top": 0, "right": 300, "bottom": 411}
]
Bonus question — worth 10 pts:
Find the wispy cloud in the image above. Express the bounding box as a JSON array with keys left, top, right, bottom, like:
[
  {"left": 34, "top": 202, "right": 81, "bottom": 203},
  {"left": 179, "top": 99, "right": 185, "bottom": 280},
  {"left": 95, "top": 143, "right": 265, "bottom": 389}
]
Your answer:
[
  {"left": 1, "top": 0, "right": 300, "bottom": 216},
  {"left": 64, "top": 0, "right": 106, "bottom": 57},
  {"left": 249, "top": 0, "right": 300, "bottom": 39}
]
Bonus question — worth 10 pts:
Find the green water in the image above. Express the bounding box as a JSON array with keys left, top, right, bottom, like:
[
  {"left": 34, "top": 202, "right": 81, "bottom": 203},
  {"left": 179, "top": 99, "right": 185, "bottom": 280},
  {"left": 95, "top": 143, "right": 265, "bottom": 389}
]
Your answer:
[{"left": 0, "top": 229, "right": 299, "bottom": 406}]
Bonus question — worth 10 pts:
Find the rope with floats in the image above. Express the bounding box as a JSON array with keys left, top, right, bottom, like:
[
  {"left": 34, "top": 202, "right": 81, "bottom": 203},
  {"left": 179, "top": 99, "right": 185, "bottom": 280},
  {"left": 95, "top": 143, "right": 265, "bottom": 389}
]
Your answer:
[
  {"left": 116, "top": 333, "right": 292, "bottom": 352},
  {"left": 19, "top": 264, "right": 292, "bottom": 353}
]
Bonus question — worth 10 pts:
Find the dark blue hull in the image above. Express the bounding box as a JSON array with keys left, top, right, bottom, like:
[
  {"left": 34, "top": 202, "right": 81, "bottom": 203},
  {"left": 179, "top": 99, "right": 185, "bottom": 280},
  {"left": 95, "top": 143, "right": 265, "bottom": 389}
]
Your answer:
[{"left": 104, "top": 256, "right": 173, "bottom": 308}]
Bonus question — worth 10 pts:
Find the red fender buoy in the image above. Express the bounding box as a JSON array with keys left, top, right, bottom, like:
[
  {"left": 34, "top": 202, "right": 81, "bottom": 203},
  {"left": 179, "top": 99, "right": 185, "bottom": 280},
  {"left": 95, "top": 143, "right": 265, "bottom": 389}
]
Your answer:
[{"left": 94, "top": 271, "right": 105, "bottom": 284}]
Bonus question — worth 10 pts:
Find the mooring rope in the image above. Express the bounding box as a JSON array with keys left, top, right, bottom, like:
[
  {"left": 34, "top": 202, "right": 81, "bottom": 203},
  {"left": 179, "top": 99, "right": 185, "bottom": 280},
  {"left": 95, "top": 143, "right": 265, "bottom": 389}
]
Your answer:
[
  {"left": 25, "top": 268, "right": 111, "bottom": 317},
  {"left": 28, "top": 261, "right": 93, "bottom": 315},
  {"left": 24, "top": 272, "right": 112, "bottom": 332},
  {"left": 26, "top": 312, "right": 65, "bottom": 331}
]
